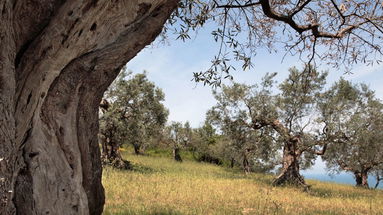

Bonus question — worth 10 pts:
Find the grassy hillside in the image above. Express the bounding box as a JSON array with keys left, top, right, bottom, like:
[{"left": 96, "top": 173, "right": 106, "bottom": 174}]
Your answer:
[{"left": 102, "top": 150, "right": 383, "bottom": 215}]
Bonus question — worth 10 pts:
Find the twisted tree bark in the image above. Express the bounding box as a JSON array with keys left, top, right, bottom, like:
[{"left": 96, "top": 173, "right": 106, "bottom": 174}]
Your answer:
[
  {"left": 272, "top": 142, "right": 306, "bottom": 187},
  {"left": 354, "top": 170, "right": 369, "bottom": 188},
  {"left": 0, "top": 0, "right": 178, "bottom": 214}
]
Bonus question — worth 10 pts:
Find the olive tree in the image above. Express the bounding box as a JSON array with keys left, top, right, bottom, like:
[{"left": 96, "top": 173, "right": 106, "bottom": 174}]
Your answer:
[
  {"left": 189, "top": 121, "right": 224, "bottom": 165},
  {"left": 208, "top": 66, "right": 329, "bottom": 186},
  {"left": 99, "top": 70, "right": 168, "bottom": 168},
  {"left": 207, "top": 76, "right": 281, "bottom": 174},
  {"left": 165, "top": 121, "right": 192, "bottom": 162},
  {"left": 319, "top": 79, "right": 383, "bottom": 188},
  {"left": 99, "top": 98, "right": 131, "bottom": 169}
]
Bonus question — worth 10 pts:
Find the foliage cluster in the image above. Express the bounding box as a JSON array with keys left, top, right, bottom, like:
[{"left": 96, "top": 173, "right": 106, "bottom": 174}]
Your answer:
[{"left": 99, "top": 70, "right": 168, "bottom": 168}]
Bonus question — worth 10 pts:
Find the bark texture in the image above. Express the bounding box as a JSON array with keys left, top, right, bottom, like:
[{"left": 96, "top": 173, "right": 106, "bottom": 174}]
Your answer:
[
  {"left": 354, "top": 171, "right": 369, "bottom": 188},
  {"left": 269, "top": 120, "right": 306, "bottom": 187},
  {"left": 100, "top": 134, "right": 130, "bottom": 170},
  {"left": 0, "top": 0, "right": 179, "bottom": 214},
  {"left": 272, "top": 141, "right": 306, "bottom": 187}
]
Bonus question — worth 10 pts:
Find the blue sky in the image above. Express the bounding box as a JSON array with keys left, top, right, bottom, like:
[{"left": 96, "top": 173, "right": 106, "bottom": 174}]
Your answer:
[
  {"left": 127, "top": 26, "right": 383, "bottom": 128},
  {"left": 126, "top": 25, "right": 383, "bottom": 178}
]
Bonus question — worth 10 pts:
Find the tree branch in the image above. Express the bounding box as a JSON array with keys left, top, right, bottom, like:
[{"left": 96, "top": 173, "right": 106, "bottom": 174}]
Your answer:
[
  {"left": 337, "top": 160, "right": 353, "bottom": 171},
  {"left": 374, "top": 173, "right": 382, "bottom": 189},
  {"left": 214, "top": 0, "right": 261, "bottom": 8},
  {"left": 258, "top": 0, "right": 365, "bottom": 39},
  {"left": 290, "top": 0, "right": 313, "bottom": 17},
  {"left": 314, "top": 143, "right": 327, "bottom": 155}
]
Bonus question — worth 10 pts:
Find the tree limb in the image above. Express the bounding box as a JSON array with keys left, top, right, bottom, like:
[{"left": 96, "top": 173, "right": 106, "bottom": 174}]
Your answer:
[{"left": 214, "top": 0, "right": 261, "bottom": 8}]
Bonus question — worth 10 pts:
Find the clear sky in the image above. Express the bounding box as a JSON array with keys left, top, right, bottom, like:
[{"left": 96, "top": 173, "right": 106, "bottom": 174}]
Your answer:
[
  {"left": 127, "top": 26, "right": 383, "bottom": 128},
  {"left": 126, "top": 25, "right": 383, "bottom": 176}
]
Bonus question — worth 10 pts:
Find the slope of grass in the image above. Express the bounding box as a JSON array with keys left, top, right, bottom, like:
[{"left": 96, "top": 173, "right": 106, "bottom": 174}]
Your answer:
[{"left": 102, "top": 151, "right": 383, "bottom": 215}]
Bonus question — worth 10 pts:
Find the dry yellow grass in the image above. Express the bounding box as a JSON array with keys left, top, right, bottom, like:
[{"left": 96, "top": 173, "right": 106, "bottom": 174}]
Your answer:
[{"left": 102, "top": 152, "right": 383, "bottom": 215}]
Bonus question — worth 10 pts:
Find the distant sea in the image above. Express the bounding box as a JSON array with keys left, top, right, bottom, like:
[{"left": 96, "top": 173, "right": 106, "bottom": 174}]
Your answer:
[{"left": 302, "top": 172, "right": 383, "bottom": 189}]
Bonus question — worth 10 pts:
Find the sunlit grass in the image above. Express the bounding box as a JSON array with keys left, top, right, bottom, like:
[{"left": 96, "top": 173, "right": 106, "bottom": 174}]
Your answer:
[{"left": 102, "top": 150, "right": 383, "bottom": 215}]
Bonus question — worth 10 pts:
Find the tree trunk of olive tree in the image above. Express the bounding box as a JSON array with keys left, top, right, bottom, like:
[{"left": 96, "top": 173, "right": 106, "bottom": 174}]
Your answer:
[
  {"left": 354, "top": 171, "right": 369, "bottom": 188},
  {"left": 100, "top": 135, "right": 130, "bottom": 170},
  {"left": 133, "top": 143, "right": 143, "bottom": 155},
  {"left": 230, "top": 158, "right": 235, "bottom": 168},
  {"left": 273, "top": 142, "right": 306, "bottom": 187},
  {"left": 99, "top": 100, "right": 130, "bottom": 170},
  {"left": 0, "top": 0, "right": 178, "bottom": 214},
  {"left": 173, "top": 147, "right": 182, "bottom": 162},
  {"left": 243, "top": 150, "right": 251, "bottom": 174}
]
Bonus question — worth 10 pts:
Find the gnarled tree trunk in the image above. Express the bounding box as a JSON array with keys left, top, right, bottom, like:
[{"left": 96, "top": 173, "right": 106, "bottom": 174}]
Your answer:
[
  {"left": 0, "top": 0, "right": 178, "bottom": 214},
  {"left": 273, "top": 142, "right": 306, "bottom": 187},
  {"left": 99, "top": 133, "right": 130, "bottom": 170},
  {"left": 99, "top": 100, "right": 130, "bottom": 169},
  {"left": 354, "top": 170, "right": 369, "bottom": 188},
  {"left": 268, "top": 121, "right": 306, "bottom": 187}
]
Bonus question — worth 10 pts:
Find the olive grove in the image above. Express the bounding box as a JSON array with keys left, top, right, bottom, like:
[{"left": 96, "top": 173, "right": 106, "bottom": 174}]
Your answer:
[{"left": 1, "top": 0, "right": 383, "bottom": 214}]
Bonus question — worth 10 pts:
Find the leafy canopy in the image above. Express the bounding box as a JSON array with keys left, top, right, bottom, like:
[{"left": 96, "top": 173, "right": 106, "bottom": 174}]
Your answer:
[
  {"left": 320, "top": 79, "right": 383, "bottom": 177},
  {"left": 100, "top": 70, "right": 168, "bottom": 153},
  {"left": 166, "top": 0, "right": 383, "bottom": 86}
]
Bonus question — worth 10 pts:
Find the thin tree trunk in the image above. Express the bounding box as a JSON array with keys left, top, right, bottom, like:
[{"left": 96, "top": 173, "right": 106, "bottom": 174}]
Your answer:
[
  {"left": 173, "top": 147, "right": 182, "bottom": 162},
  {"left": 273, "top": 142, "right": 306, "bottom": 187},
  {"left": 0, "top": 1, "right": 179, "bottom": 214},
  {"left": 100, "top": 135, "right": 108, "bottom": 158},
  {"left": 230, "top": 158, "right": 235, "bottom": 168},
  {"left": 243, "top": 151, "right": 251, "bottom": 174},
  {"left": 133, "top": 143, "right": 142, "bottom": 155},
  {"left": 374, "top": 174, "right": 382, "bottom": 189}
]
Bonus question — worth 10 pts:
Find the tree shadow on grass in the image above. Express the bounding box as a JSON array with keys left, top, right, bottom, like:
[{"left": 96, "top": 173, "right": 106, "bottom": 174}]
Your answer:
[
  {"left": 107, "top": 161, "right": 159, "bottom": 174},
  {"left": 213, "top": 167, "right": 276, "bottom": 186},
  {"left": 130, "top": 208, "right": 185, "bottom": 215},
  {"left": 146, "top": 208, "right": 184, "bottom": 215},
  {"left": 104, "top": 208, "right": 184, "bottom": 215},
  {"left": 306, "top": 184, "right": 376, "bottom": 199},
  {"left": 130, "top": 163, "right": 160, "bottom": 174}
]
